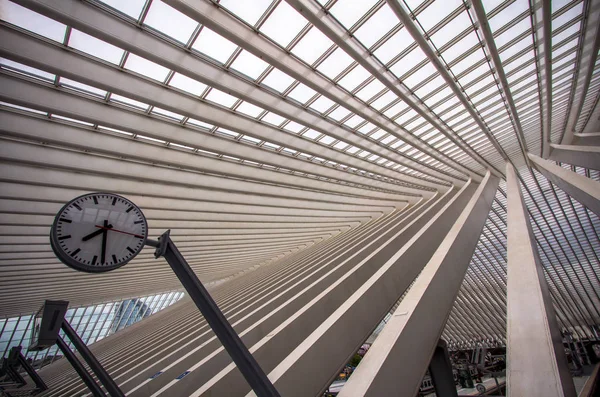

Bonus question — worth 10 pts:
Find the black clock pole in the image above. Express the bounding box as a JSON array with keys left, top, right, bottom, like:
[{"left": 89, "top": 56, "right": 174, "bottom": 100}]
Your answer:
[
  {"left": 146, "top": 230, "right": 281, "bottom": 397},
  {"left": 56, "top": 335, "right": 106, "bottom": 397},
  {"left": 61, "top": 321, "right": 125, "bottom": 397}
]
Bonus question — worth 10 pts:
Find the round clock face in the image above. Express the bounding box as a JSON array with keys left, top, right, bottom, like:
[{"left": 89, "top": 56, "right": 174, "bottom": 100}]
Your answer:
[{"left": 50, "top": 193, "right": 148, "bottom": 273}]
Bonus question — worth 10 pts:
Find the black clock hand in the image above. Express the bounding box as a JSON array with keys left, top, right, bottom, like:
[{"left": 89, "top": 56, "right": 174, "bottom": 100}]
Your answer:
[
  {"left": 82, "top": 224, "right": 113, "bottom": 241},
  {"left": 101, "top": 220, "right": 108, "bottom": 265}
]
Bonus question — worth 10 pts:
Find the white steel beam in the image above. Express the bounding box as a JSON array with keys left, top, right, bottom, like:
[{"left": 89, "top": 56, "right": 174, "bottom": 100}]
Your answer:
[
  {"left": 163, "top": 0, "right": 486, "bottom": 182},
  {"left": 0, "top": 113, "right": 412, "bottom": 204},
  {"left": 0, "top": 32, "right": 444, "bottom": 196},
  {"left": 0, "top": 25, "right": 455, "bottom": 192},
  {"left": 337, "top": 171, "right": 498, "bottom": 396},
  {"left": 468, "top": 0, "right": 530, "bottom": 165},
  {"left": 561, "top": 0, "right": 600, "bottom": 144},
  {"left": 549, "top": 143, "right": 600, "bottom": 170},
  {"left": 8, "top": 0, "right": 461, "bottom": 188},
  {"left": 0, "top": 75, "right": 429, "bottom": 198},
  {"left": 531, "top": 0, "right": 553, "bottom": 157},
  {"left": 529, "top": 153, "right": 600, "bottom": 217},
  {"left": 574, "top": 132, "right": 600, "bottom": 146},
  {"left": 505, "top": 162, "right": 576, "bottom": 397}
]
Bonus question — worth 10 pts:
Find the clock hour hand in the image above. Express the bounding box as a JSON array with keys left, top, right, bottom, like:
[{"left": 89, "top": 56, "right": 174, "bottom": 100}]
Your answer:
[{"left": 82, "top": 223, "right": 113, "bottom": 241}]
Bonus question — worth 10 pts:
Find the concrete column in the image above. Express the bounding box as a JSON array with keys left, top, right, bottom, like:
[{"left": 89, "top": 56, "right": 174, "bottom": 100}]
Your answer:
[
  {"left": 549, "top": 144, "right": 600, "bottom": 170},
  {"left": 529, "top": 153, "right": 600, "bottom": 217},
  {"left": 573, "top": 132, "right": 600, "bottom": 146},
  {"left": 429, "top": 339, "right": 458, "bottom": 397},
  {"left": 316, "top": 172, "right": 498, "bottom": 397},
  {"left": 505, "top": 162, "right": 576, "bottom": 397}
]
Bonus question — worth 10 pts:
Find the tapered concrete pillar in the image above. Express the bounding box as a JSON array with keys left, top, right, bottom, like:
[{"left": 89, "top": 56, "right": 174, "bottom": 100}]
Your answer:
[
  {"left": 505, "top": 163, "right": 576, "bottom": 397},
  {"left": 529, "top": 153, "right": 600, "bottom": 217},
  {"left": 332, "top": 171, "right": 498, "bottom": 397},
  {"left": 549, "top": 144, "right": 600, "bottom": 170}
]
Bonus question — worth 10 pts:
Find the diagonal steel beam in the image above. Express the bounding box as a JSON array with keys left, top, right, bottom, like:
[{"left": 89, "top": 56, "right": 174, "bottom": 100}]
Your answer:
[
  {"left": 163, "top": 0, "right": 487, "bottom": 181},
  {"left": 383, "top": 0, "right": 516, "bottom": 170},
  {"left": 0, "top": 26, "right": 442, "bottom": 195},
  {"left": 9, "top": 0, "right": 459, "bottom": 188},
  {"left": 530, "top": 0, "right": 553, "bottom": 157},
  {"left": 468, "top": 0, "right": 530, "bottom": 167},
  {"left": 561, "top": 0, "right": 600, "bottom": 144},
  {"left": 283, "top": 0, "right": 502, "bottom": 179}
]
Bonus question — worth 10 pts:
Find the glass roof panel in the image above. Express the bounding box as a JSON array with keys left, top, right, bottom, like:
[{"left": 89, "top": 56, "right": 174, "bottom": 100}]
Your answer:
[
  {"left": 125, "top": 54, "right": 170, "bottom": 81},
  {"left": 309, "top": 95, "right": 336, "bottom": 113},
  {"left": 302, "top": 129, "right": 321, "bottom": 139},
  {"left": 329, "top": 0, "right": 379, "bottom": 29},
  {"left": 488, "top": 1, "right": 529, "bottom": 33},
  {"left": 261, "top": 112, "right": 286, "bottom": 126},
  {"left": 1, "top": 58, "right": 55, "bottom": 81},
  {"left": 338, "top": 65, "right": 371, "bottom": 91},
  {"left": 1, "top": 0, "right": 66, "bottom": 42},
  {"left": 442, "top": 31, "right": 480, "bottom": 64},
  {"left": 370, "top": 91, "right": 399, "bottom": 110},
  {"left": 553, "top": 3, "right": 584, "bottom": 30},
  {"left": 373, "top": 28, "right": 413, "bottom": 65},
  {"left": 287, "top": 83, "right": 318, "bottom": 104},
  {"left": 389, "top": 47, "right": 427, "bottom": 78},
  {"left": 429, "top": 11, "right": 472, "bottom": 49},
  {"left": 60, "top": 77, "right": 108, "bottom": 97},
  {"left": 219, "top": 0, "right": 272, "bottom": 26},
  {"left": 328, "top": 105, "right": 352, "bottom": 121},
  {"left": 261, "top": 68, "right": 295, "bottom": 92},
  {"left": 169, "top": 72, "right": 208, "bottom": 96},
  {"left": 230, "top": 50, "right": 270, "bottom": 80},
  {"left": 143, "top": 0, "right": 198, "bottom": 44},
  {"left": 319, "top": 135, "right": 336, "bottom": 145},
  {"left": 356, "top": 79, "right": 386, "bottom": 102},
  {"left": 283, "top": 120, "right": 306, "bottom": 133},
  {"left": 354, "top": 4, "right": 398, "bottom": 48},
  {"left": 236, "top": 101, "right": 265, "bottom": 117},
  {"left": 152, "top": 107, "right": 184, "bottom": 121},
  {"left": 96, "top": 0, "right": 146, "bottom": 19},
  {"left": 414, "top": 0, "right": 463, "bottom": 32},
  {"left": 193, "top": 27, "right": 238, "bottom": 64},
  {"left": 111, "top": 93, "right": 150, "bottom": 111},
  {"left": 186, "top": 118, "right": 214, "bottom": 130},
  {"left": 291, "top": 26, "right": 334, "bottom": 65},
  {"left": 259, "top": 2, "right": 307, "bottom": 48},
  {"left": 205, "top": 88, "right": 239, "bottom": 108},
  {"left": 316, "top": 48, "right": 354, "bottom": 79},
  {"left": 402, "top": 62, "right": 437, "bottom": 89},
  {"left": 69, "top": 29, "right": 124, "bottom": 65}
]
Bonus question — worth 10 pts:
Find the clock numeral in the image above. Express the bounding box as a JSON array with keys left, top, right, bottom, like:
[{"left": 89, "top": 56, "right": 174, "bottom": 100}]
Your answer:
[
  {"left": 112, "top": 254, "right": 118, "bottom": 264},
  {"left": 92, "top": 256, "right": 97, "bottom": 265},
  {"left": 126, "top": 206, "right": 133, "bottom": 213},
  {"left": 58, "top": 235, "right": 72, "bottom": 240},
  {"left": 127, "top": 247, "right": 135, "bottom": 254},
  {"left": 93, "top": 196, "right": 98, "bottom": 205},
  {"left": 134, "top": 220, "right": 143, "bottom": 224},
  {"left": 59, "top": 218, "right": 72, "bottom": 223},
  {"left": 112, "top": 197, "right": 117, "bottom": 206},
  {"left": 73, "top": 203, "right": 82, "bottom": 211},
  {"left": 71, "top": 248, "right": 81, "bottom": 257}
]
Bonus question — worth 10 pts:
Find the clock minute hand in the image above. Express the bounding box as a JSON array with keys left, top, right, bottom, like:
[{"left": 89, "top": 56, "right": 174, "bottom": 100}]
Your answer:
[
  {"left": 101, "top": 220, "right": 108, "bottom": 265},
  {"left": 82, "top": 224, "right": 113, "bottom": 241}
]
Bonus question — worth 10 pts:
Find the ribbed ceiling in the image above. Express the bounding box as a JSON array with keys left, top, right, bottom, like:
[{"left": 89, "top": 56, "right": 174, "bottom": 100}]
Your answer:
[{"left": 0, "top": 0, "right": 598, "bottom": 347}]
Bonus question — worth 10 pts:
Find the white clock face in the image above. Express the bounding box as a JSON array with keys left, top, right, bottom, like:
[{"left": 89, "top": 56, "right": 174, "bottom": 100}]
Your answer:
[{"left": 50, "top": 193, "right": 148, "bottom": 273}]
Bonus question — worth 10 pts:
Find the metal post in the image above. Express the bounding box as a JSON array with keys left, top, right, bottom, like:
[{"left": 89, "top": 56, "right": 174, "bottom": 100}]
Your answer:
[
  {"left": 428, "top": 339, "right": 458, "bottom": 397},
  {"left": 56, "top": 335, "right": 105, "bottom": 397},
  {"left": 16, "top": 349, "right": 48, "bottom": 393},
  {"left": 146, "top": 231, "right": 281, "bottom": 397},
  {"left": 61, "top": 320, "right": 125, "bottom": 397}
]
